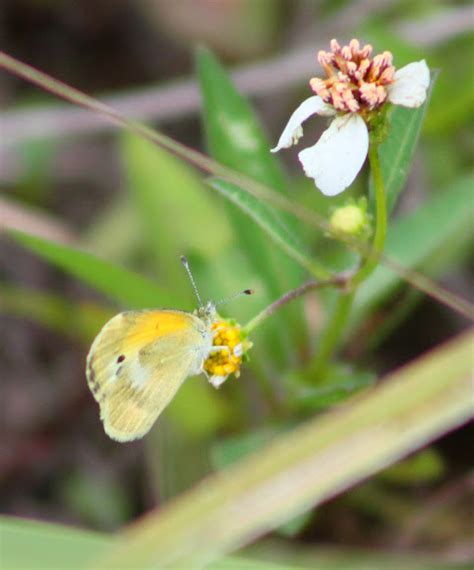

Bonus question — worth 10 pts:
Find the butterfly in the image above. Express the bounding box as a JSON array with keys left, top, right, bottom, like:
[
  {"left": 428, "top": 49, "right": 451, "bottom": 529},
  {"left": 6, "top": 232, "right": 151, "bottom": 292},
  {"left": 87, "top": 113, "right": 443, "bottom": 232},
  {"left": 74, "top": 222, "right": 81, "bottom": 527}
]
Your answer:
[{"left": 86, "top": 257, "right": 252, "bottom": 442}]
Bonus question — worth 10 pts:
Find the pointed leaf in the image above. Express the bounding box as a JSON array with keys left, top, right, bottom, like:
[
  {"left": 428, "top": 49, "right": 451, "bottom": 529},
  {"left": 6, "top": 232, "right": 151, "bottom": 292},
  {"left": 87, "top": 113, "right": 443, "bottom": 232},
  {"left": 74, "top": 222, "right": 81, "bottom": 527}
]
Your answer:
[
  {"left": 209, "top": 178, "right": 330, "bottom": 279},
  {"left": 372, "top": 77, "right": 436, "bottom": 214},
  {"left": 120, "top": 133, "right": 231, "bottom": 294},
  {"left": 196, "top": 48, "right": 305, "bottom": 295},
  {"left": 9, "top": 230, "right": 174, "bottom": 309}
]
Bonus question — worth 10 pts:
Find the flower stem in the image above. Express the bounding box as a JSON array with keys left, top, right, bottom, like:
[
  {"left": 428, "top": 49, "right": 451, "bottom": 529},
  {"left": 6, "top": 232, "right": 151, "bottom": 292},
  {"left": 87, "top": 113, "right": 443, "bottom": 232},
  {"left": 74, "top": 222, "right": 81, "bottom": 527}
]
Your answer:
[
  {"left": 310, "top": 289, "right": 355, "bottom": 379},
  {"left": 243, "top": 277, "right": 344, "bottom": 335},
  {"left": 351, "top": 142, "right": 387, "bottom": 286},
  {"left": 310, "top": 141, "right": 387, "bottom": 379}
]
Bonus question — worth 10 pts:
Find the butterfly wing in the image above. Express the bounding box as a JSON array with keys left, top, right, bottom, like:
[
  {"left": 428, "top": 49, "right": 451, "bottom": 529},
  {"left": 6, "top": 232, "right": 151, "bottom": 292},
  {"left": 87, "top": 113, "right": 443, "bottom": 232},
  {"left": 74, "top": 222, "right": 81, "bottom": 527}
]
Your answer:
[{"left": 86, "top": 310, "right": 209, "bottom": 442}]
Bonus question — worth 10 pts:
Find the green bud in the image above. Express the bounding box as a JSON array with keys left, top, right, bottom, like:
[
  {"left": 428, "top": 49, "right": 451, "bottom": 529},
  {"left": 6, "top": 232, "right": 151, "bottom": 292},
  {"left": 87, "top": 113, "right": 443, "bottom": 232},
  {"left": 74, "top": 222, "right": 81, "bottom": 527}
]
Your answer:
[{"left": 329, "top": 199, "right": 371, "bottom": 239}]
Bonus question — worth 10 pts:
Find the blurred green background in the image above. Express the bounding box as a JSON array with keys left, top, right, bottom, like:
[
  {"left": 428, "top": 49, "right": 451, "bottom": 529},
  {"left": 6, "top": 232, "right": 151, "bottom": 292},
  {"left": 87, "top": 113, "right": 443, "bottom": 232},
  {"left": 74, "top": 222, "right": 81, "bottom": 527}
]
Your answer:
[{"left": 1, "top": 1, "right": 473, "bottom": 567}]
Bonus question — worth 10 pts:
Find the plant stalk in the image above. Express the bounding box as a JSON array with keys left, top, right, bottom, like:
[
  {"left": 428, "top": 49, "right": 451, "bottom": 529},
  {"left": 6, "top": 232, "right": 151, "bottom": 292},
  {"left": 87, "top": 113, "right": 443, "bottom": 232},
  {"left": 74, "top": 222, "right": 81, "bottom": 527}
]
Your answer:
[
  {"left": 310, "top": 141, "right": 387, "bottom": 379},
  {"left": 351, "top": 142, "right": 387, "bottom": 286},
  {"left": 243, "top": 277, "right": 344, "bottom": 334}
]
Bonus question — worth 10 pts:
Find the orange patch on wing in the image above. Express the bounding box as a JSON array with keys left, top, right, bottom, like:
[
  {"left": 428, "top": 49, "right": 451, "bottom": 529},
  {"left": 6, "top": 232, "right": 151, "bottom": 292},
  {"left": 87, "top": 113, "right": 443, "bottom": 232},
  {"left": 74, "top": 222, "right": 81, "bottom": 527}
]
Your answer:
[{"left": 122, "top": 311, "right": 192, "bottom": 350}]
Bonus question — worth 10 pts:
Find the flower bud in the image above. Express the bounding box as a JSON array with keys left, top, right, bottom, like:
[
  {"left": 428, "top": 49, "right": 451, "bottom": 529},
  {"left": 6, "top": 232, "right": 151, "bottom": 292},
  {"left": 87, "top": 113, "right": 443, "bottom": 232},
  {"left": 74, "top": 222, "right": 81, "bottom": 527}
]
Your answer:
[{"left": 329, "top": 200, "right": 371, "bottom": 238}]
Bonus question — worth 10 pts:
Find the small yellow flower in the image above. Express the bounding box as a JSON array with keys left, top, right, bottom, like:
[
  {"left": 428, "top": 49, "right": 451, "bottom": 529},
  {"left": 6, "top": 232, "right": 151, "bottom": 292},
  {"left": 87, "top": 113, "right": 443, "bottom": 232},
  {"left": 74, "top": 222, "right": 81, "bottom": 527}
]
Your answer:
[{"left": 203, "top": 319, "right": 252, "bottom": 388}]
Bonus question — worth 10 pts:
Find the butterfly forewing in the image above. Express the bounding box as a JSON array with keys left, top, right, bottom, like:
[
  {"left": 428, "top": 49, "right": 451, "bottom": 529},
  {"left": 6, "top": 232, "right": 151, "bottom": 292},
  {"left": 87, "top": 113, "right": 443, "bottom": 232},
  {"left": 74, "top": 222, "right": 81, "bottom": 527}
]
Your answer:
[{"left": 86, "top": 310, "right": 210, "bottom": 441}]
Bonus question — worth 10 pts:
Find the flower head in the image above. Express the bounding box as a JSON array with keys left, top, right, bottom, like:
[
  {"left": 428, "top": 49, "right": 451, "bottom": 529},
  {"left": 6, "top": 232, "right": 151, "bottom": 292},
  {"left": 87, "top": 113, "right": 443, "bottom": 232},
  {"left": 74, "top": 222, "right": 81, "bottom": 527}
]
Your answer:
[
  {"left": 271, "top": 39, "right": 430, "bottom": 196},
  {"left": 203, "top": 318, "right": 252, "bottom": 388}
]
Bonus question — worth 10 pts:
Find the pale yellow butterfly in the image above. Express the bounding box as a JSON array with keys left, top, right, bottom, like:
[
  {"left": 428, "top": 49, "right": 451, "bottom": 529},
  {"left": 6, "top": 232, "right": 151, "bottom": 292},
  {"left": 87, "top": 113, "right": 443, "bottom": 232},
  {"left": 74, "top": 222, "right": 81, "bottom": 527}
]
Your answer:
[{"left": 86, "top": 257, "right": 252, "bottom": 442}]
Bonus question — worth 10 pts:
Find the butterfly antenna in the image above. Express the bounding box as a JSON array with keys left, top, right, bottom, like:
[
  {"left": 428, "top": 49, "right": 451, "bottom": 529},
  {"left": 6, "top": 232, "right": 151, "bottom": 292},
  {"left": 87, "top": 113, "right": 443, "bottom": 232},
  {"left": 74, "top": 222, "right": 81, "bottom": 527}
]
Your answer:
[
  {"left": 215, "top": 289, "right": 254, "bottom": 307},
  {"left": 180, "top": 255, "right": 203, "bottom": 307}
]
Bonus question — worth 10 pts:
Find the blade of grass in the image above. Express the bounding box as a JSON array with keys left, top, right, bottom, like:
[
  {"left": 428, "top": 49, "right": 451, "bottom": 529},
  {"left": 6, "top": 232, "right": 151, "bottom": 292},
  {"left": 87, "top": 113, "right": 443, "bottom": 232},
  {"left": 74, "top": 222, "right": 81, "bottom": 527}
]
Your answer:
[
  {"left": 0, "top": 284, "right": 112, "bottom": 343},
  {"left": 120, "top": 133, "right": 231, "bottom": 294},
  {"left": 196, "top": 47, "right": 307, "bottom": 290},
  {"left": 0, "top": 516, "right": 111, "bottom": 570},
  {"left": 0, "top": 516, "right": 298, "bottom": 570},
  {"left": 93, "top": 330, "right": 473, "bottom": 569},
  {"left": 81, "top": 193, "right": 142, "bottom": 262},
  {"left": 209, "top": 178, "right": 330, "bottom": 279},
  {"left": 8, "top": 230, "right": 175, "bottom": 309}
]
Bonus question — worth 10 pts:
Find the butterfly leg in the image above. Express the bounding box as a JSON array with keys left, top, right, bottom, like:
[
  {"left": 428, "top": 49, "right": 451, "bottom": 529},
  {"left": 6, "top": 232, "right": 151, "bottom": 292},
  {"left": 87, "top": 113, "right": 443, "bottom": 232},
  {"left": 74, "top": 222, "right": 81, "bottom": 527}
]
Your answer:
[{"left": 208, "top": 345, "right": 231, "bottom": 356}]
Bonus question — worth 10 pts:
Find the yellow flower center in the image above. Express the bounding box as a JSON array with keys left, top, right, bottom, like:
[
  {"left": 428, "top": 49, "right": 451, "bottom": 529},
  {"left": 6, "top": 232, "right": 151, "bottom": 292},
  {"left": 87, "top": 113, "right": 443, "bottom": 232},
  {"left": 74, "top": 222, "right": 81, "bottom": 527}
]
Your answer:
[
  {"left": 203, "top": 320, "right": 245, "bottom": 378},
  {"left": 310, "top": 39, "right": 395, "bottom": 114}
]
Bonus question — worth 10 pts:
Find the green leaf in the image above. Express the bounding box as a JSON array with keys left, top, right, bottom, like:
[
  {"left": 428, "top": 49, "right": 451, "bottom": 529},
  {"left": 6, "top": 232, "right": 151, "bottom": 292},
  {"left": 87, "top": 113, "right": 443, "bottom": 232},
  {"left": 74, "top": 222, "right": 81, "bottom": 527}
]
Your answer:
[
  {"left": 373, "top": 77, "right": 435, "bottom": 214},
  {"left": 59, "top": 471, "right": 132, "bottom": 529},
  {"left": 209, "top": 178, "right": 330, "bottom": 279},
  {"left": 211, "top": 427, "right": 279, "bottom": 471},
  {"left": 120, "top": 133, "right": 232, "bottom": 294},
  {"left": 93, "top": 331, "right": 473, "bottom": 569},
  {"left": 353, "top": 173, "right": 474, "bottom": 326},
  {"left": 81, "top": 193, "right": 143, "bottom": 263},
  {"left": 196, "top": 47, "right": 305, "bottom": 296},
  {"left": 292, "top": 367, "right": 376, "bottom": 410},
  {"left": 379, "top": 448, "right": 445, "bottom": 485},
  {"left": 0, "top": 284, "right": 111, "bottom": 343},
  {"left": 9, "top": 230, "right": 174, "bottom": 309},
  {"left": 0, "top": 516, "right": 111, "bottom": 570},
  {"left": 0, "top": 516, "right": 296, "bottom": 570}
]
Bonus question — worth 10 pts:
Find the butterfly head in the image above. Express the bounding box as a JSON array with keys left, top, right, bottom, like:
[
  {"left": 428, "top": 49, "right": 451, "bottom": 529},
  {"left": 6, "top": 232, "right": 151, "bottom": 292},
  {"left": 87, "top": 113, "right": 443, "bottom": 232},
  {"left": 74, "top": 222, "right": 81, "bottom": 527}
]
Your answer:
[
  {"left": 195, "top": 300, "right": 217, "bottom": 323},
  {"left": 181, "top": 255, "right": 253, "bottom": 388}
]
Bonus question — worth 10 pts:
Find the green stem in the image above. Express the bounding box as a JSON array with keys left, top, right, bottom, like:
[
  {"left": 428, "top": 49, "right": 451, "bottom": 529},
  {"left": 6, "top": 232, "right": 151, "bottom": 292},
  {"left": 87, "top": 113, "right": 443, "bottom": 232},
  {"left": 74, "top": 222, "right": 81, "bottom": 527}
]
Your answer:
[
  {"left": 351, "top": 142, "right": 387, "bottom": 286},
  {"left": 310, "top": 290, "right": 355, "bottom": 379},
  {"left": 243, "top": 277, "right": 343, "bottom": 334},
  {"left": 310, "top": 141, "right": 387, "bottom": 379}
]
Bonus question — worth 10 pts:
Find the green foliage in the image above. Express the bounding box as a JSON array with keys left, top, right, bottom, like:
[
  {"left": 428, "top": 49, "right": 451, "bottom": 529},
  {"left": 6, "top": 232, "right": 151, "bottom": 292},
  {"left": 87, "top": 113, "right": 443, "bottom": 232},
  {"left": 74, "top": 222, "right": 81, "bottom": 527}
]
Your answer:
[
  {"left": 91, "top": 332, "right": 473, "bottom": 568},
  {"left": 0, "top": 517, "right": 296, "bottom": 570},
  {"left": 372, "top": 79, "right": 433, "bottom": 214},
  {"left": 196, "top": 47, "right": 297, "bottom": 292},
  {"left": 120, "top": 134, "right": 231, "bottom": 295},
  {"left": 0, "top": 284, "right": 111, "bottom": 343},
  {"left": 8, "top": 230, "right": 174, "bottom": 309},
  {"left": 0, "top": 516, "right": 110, "bottom": 570},
  {"left": 209, "top": 178, "right": 328, "bottom": 278},
  {"left": 353, "top": 173, "right": 474, "bottom": 327}
]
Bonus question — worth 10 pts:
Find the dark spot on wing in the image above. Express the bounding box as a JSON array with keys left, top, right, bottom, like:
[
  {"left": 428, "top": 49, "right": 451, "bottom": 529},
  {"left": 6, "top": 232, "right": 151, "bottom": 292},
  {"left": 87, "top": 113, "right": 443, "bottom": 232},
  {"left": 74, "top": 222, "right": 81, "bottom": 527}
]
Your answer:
[
  {"left": 87, "top": 359, "right": 100, "bottom": 395},
  {"left": 117, "top": 354, "right": 126, "bottom": 363}
]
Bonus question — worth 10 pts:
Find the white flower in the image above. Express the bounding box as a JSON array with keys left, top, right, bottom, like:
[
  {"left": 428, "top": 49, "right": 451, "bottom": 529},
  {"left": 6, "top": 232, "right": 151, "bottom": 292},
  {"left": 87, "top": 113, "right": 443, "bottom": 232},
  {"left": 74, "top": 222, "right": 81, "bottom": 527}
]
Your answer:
[
  {"left": 387, "top": 61, "right": 431, "bottom": 107},
  {"left": 271, "top": 39, "right": 430, "bottom": 196}
]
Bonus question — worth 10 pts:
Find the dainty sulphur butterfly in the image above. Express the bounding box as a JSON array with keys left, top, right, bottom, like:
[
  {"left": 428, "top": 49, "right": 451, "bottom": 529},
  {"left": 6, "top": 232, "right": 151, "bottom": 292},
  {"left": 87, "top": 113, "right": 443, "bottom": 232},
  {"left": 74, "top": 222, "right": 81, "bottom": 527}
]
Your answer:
[{"left": 86, "top": 257, "right": 252, "bottom": 442}]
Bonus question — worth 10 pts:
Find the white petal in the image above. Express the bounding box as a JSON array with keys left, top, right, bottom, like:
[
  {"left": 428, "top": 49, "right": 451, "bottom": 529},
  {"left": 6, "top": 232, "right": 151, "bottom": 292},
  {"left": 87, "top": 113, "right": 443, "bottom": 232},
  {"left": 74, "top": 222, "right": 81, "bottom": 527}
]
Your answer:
[
  {"left": 209, "top": 375, "right": 228, "bottom": 388},
  {"left": 298, "top": 114, "right": 369, "bottom": 196},
  {"left": 271, "top": 96, "right": 335, "bottom": 153},
  {"left": 233, "top": 343, "right": 243, "bottom": 357},
  {"left": 388, "top": 60, "right": 430, "bottom": 108}
]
